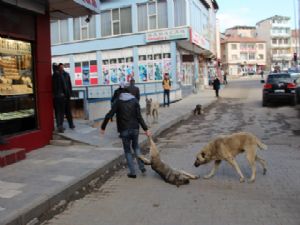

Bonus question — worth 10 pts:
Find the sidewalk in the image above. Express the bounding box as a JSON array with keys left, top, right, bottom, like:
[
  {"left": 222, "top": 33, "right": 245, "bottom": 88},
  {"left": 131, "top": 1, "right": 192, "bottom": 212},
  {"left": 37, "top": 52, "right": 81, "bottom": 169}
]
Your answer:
[{"left": 0, "top": 89, "right": 216, "bottom": 225}]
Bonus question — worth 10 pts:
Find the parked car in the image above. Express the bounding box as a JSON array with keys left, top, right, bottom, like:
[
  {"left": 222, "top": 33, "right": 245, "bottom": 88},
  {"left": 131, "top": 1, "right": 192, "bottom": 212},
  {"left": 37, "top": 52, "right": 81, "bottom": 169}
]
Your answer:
[
  {"left": 296, "top": 77, "right": 300, "bottom": 104},
  {"left": 262, "top": 73, "right": 297, "bottom": 106},
  {"left": 288, "top": 68, "right": 300, "bottom": 81}
]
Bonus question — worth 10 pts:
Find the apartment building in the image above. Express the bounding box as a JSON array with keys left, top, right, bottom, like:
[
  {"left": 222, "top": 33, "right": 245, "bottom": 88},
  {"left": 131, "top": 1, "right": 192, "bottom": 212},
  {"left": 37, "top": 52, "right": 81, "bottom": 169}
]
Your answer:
[
  {"left": 50, "top": 0, "right": 219, "bottom": 121},
  {"left": 291, "top": 29, "right": 300, "bottom": 66},
  {"left": 225, "top": 25, "right": 256, "bottom": 38},
  {"left": 221, "top": 36, "right": 266, "bottom": 76},
  {"left": 256, "top": 15, "right": 292, "bottom": 71}
]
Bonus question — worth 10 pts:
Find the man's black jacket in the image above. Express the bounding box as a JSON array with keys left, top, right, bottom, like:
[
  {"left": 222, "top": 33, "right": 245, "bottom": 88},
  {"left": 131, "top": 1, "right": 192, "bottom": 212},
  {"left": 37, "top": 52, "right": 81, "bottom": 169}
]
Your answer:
[{"left": 101, "top": 93, "right": 148, "bottom": 133}]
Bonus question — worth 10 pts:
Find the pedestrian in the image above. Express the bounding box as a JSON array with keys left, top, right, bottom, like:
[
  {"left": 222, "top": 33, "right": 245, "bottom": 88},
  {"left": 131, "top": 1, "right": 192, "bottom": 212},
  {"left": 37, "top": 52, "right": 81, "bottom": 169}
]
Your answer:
[
  {"left": 162, "top": 73, "right": 171, "bottom": 107},
  {"left": 223, "top": 72, "right": 228, "bottom": 85},
  {"left": 58, "top": 63, "right": 75, "bottom": 129},
  {"left": 111, "top": 80, "right": 126, "bottom": 104},
  {"left": 52, "top": 63, "right": 66, "bottom": 133},
  {"left": 260, "top": 70, "right": 264, "bottom": 79},
  {"left": 100, "top": 87, "right": 151, "bottom": 179},
  {"left": 126, "top": 78, "right": 140, "bottom": 101},
  {"left": 212, "top": 76, "right": 221, "bottom": 97}
]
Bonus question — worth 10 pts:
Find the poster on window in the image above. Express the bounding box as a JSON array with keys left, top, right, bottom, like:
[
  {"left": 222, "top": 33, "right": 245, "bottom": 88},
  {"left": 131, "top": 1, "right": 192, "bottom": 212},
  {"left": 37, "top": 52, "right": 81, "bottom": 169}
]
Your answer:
[
  {"left": 138, "top": 55, "right": 147, "bottom": 82},
  {"left": 109, "top": 59, "right": 118, "bottom": 84},
  {"left": 82, "top": 65, "right": 90, "bottom": 86},
  {"left": 154, "top": 61, "right": 162, "bottom": 80},
  {"left": 89, "top": 60, "right": 98, "bottom": 85},
  {"left": 163, "top": 58, "right": 171, "bottom": 75},
  {"left": 75, "top": 63, "right": 83, "bottom": 86},
  {"left": 147, "top": 63, "right": 154, "bottom": 81},
  {"left": 125, "top": 64, "right": 134, "bottom": 82},
  {"left": 102, "top": 60, "right": 110, "bottom": 85}
]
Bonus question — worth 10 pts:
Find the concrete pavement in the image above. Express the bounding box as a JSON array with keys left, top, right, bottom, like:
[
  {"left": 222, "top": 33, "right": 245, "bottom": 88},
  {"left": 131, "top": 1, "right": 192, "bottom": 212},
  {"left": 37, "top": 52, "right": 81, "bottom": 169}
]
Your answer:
[{"left": 0, "top": 88, "right": 217, "bottom": 225}]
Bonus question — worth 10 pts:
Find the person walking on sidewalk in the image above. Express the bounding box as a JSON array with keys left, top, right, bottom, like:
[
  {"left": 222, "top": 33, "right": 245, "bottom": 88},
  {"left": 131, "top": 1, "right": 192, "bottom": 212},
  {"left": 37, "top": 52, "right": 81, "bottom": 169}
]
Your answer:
[
  {"left": 223, "top": 72, "right": 228, "bottom": 85},
  {"left": 212, "top": 76, "right": 221, "bottom": 97},
  {"left": 101, "top": 87, "right": 151, "bottom": 179},
  {"left": 58, "top": 63, "right": 75, "bottom": 129},
  {"left": 127, "top": 78, "right": 140, "bottom": 101},
  {"left": 162, "top": 73, "right": 171, "bottom": 107},
  {"left": 52, "top": 63, "right": 66, "bottom": 133}
]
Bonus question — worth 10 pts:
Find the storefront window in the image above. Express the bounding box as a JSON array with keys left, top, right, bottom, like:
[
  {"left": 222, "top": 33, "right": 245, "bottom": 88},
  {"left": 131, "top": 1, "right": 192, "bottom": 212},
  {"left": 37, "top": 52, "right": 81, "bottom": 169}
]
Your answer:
[{"left": 0, "top": 37, "right": 37, "bottom": 136}]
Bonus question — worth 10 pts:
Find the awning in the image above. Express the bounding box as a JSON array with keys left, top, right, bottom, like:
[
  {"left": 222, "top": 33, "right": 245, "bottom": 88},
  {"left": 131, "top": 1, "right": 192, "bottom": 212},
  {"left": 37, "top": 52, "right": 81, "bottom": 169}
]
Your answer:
[{"left": 49, "top": 0, "right": 101, "bottom": 19}]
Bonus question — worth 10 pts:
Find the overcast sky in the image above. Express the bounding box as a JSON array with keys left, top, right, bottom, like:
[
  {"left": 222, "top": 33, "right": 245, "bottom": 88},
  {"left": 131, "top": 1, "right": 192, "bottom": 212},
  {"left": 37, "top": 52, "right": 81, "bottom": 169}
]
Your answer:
[{"left": 216, "top": 0, "right": 298, "bottom": 32}]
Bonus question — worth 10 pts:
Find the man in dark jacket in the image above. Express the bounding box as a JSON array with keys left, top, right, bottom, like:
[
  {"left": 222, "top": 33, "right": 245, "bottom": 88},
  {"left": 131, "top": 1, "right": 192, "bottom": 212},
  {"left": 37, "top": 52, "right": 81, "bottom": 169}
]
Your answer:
[
  {"left": 126, "top": 78, "right": 140, "bottom": 101},
  {"left": 212, "top": 76, "right": 221, "bottom": 97},
  {"left": 101, "top": 88, "right": 151, "bottom": 178},
  {"left": 52, "top": 63, "right": 66, "bottom": 133},
  {"left": 58, "top": 63, "right": 75, "bottom": 129}
]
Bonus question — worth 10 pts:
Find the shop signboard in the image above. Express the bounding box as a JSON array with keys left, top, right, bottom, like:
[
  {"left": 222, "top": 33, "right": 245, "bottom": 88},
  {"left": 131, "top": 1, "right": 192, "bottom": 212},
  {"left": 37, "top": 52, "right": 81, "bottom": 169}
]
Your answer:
[
  {"left": 73, "top": 0, "right": 101, "bottom": 13},
  {"left": 146, "top": 27, "right": 189, "bottom": 43},
  {"left": 190, "top": 29, "right": 210, "bottom": 50}
]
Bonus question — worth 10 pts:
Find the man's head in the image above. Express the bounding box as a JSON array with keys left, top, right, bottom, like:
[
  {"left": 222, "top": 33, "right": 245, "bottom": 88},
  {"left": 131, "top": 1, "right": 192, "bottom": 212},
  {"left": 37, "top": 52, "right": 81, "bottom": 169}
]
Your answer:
[
  {"left": 58, "top": 63, "right": 64, "bottom": 72},
  {"left": 130, "top": 78, "right": 135, "bottom": 86},
  {"left": 52, "top": 63, "right": 58, "bottom": 72},
  {"left": 119, "top": 80, "right": 125, "bottom": 88},
  {"left": 164, "top": 73, "right": 169, "bottom": 79}
]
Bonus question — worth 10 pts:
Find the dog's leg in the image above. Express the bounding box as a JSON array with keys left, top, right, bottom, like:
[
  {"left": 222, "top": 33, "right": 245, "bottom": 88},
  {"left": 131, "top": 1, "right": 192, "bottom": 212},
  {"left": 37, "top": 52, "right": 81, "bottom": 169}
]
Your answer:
[
  {"left": 148, "top": 137, "right": 159, "bottom": 158},
  {"left": 204, "top": 160, "right": 221, "bottom": 179},
  {"left": 138, "top": 155, "right": 152, "bottom": 165},
  {"left": 246, "top": 149, "right": 257, "bottom": 183},
  {"left": 227, "top": 158, "right": 245, "bottom": 183},
  {"left": 179, "top": 170, "right": 199, "bottom": 179},
  {"left": 255, "top": 155, "right": 267, "bottom": 175}
]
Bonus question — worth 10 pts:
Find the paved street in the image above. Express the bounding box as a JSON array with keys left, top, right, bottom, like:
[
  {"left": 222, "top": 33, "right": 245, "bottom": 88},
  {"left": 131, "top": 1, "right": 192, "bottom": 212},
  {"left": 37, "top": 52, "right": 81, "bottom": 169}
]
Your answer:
[{"left": 44, "top": 77, "right": 300, "bottom": 225}]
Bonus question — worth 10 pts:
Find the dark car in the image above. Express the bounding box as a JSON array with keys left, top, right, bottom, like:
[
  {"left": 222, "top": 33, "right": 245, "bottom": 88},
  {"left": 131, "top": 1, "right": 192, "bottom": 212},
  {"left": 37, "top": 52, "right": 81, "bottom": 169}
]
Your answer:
[
  {"left": 296, "top": 77, "right": 300, "bottom": 104},
  {"left": 262, "top": 73, "right": 297, "bottom": 106}
]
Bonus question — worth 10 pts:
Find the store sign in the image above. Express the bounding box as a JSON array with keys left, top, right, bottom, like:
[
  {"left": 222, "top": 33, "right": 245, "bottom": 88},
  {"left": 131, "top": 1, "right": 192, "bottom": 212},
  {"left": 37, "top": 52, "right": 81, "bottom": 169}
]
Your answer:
[
  {"left": 190, "top": 30, "right": 210, "bottom": 50},
  {"left": 146, "top": 27, "right": 189, "bottom": 43},
  {"left": 73, "top": 0, "right": 101, "bottom": 13}
]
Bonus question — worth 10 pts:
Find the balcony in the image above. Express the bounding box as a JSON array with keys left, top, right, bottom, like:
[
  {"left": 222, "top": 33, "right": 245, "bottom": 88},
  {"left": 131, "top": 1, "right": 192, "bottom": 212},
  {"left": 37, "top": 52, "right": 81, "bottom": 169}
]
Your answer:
[
  {"left": 272, "top": 54, "right": 292, "bottom": 61},
  {"left": 271, "top": 43, "right": 291, "bottom": 48}
]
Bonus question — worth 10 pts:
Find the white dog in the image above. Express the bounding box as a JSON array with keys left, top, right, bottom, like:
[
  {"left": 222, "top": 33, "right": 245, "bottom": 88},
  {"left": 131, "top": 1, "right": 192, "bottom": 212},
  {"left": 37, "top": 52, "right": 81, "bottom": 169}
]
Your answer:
[{"left": 145, "top": 97, "right": 159, "bottom": 124}]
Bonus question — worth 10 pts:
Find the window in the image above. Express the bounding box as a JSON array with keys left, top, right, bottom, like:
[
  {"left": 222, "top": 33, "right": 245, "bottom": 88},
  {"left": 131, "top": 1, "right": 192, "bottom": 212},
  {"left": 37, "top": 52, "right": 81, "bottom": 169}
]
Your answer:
[
  {"left": 231, "top": 44, "right": 237, "bottom": 50},
  {"left": 101, "top": 7, "right": 132, "bottom": 37},
  {"left": 137, "top": 0, "right": 168, "bottom": 31},
  {"left": 249, "top": 53, "right": 255, "bottom": 60},
  {"left": 258, "top": 44, "right": 264, "bottom": 50},
  {"left": 231, "top": 54, "right": 238, "bottom": 60},
  {"left": 258, "top": 54, "right": 264, "bottom": 59},
  {"left": 174, "top": 0, "right": 186, "bottom": 26},
  {"left": 240, "top": 53, "right": 247, "bottom": 60},
  {"left": 0, "top": 37, "right": 37, "bottom": 135},
  {"left": 284, "top": 39, "right": 288, "bottom": 44},
  {"left": 272, "top": 39, "right": 277, "bottom": 44},
  {"left": 248, "top": 44, "right": 255, "bottom": 50},
  {"left": 240, "top": 43, "right": 247, "bottom": 50},
  {"left": 50, "top": 19, "right": 69, "bottom": 44},
  {"left": 73, "top": 16, "right": 96, "bottom": 40}
]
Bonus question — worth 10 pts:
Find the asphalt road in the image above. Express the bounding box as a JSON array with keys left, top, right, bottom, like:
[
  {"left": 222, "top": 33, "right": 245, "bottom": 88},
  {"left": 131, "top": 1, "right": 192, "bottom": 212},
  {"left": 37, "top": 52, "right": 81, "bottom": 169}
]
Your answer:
[{"left": 44, "top": 78, "right": 300, "bottom": 225}]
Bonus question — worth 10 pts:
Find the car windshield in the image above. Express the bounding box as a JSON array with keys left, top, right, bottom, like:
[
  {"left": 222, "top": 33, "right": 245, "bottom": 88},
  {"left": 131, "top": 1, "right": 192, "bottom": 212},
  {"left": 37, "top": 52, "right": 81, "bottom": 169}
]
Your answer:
[{"left": 267, "top": 74, "right": 292, "bottom": 84}]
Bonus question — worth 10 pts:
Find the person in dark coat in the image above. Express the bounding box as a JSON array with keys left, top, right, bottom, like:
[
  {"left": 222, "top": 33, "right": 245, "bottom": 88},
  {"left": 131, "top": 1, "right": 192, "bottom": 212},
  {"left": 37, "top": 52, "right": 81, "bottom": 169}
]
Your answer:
[
  {"left": 212, "top": 76, "right": 221, "bottom": 97},
  {"left": 58, "top": 63, "right": 75, "bottom": 129},
  {"left": 126, "top": 78, "right": 140, "bottom": 101},
  {"left": 101, "top": 87, "right": 151, "bottom": 178},
  {"left": 52, "top": 63, "right": 66, "bottom": 133}
]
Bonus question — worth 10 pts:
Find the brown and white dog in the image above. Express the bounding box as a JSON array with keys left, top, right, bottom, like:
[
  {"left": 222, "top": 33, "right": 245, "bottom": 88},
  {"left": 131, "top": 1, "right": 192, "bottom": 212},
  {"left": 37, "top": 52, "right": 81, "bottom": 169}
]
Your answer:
[
  {"left": 145, "top": 97, "right": 159, "bottom": 124},
  {"left": 139, "top": 137, "right": 198, "bottom": 187},
  {"left": 194, "top": 132, "right": 267, "bottom": 183}
]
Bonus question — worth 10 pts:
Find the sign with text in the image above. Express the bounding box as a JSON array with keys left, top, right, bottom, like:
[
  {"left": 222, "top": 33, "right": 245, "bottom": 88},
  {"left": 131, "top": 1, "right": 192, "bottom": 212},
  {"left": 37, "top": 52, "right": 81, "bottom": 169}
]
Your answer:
[
  {"left": 73, "top": 0, "right": 101, "bottom": 13},
  {"left": 146, "top": 27, "right": 189, "bottom": 43},
  {"left": 190, "top": 29, "right": 210, "bottom": 50}
]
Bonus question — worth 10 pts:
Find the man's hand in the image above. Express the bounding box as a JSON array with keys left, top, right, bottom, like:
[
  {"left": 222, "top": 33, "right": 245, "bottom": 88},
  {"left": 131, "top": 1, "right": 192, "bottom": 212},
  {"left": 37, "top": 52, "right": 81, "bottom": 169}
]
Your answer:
[
  {"left": 100, "top": 129, "right": 105, "bottom": 135},
  {"left": 145, "top": 130, "right": 152, "bottom": 137}
]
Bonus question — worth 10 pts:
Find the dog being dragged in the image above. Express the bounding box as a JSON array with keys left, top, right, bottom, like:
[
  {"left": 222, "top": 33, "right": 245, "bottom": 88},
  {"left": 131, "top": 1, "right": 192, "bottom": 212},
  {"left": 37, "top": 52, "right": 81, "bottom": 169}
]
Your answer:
[
  {"left": 139, "top": 137, "right": 198, "bottom": 187},
  {"left": 194, "top": 132, "right": 267, "bottom": 183}
]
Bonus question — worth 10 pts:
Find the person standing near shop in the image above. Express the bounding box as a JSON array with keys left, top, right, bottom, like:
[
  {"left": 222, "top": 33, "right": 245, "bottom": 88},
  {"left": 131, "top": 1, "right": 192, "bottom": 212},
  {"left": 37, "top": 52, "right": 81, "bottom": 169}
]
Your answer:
[
  {"left": 52, "top": 63, "right": 66, "bottom": 133},
  {"left": 127, "top": 78, "right": 140, "bottom": 101},
  {"left": 162, "top": 73, "right": 171, "bottom": 107},
  {"left": 58, "top": 63, "right": 75, "bottom": 129},
  {"left": 212, "top": 76, "right": 221, "bottom": 97},
  {"left": 100, "top": 87, "right": 151, "bottom": 178}
]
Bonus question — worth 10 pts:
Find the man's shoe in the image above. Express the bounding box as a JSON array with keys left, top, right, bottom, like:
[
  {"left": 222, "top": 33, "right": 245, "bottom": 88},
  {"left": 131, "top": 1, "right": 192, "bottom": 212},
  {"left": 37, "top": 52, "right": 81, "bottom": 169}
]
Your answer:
[
  {"left": 70, "top": 125, "right": 75, "bottom": 129},
  {"left": 57, "top": 127, "right": 64, "bottom": 133},
  {"left": 141, "top": 168, "right": 146, "bottom": 173},
  {"left": 127, "top": 174, "right": 137, "bottom": 179}
]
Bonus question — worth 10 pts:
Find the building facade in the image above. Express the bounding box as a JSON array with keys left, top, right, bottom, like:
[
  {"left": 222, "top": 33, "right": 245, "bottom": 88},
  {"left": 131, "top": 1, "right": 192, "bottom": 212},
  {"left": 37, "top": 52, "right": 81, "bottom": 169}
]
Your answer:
[
  {"left": 291, "top": 29, "right": 300, "bottom": 67},
  {"left": 221, "top": 36, "right": 266, "bottom": 76},
  {"left": 225, "top": 26, "right": 256, "bottom": 38},
  {"left": 50, "top": 0, "right": 219, "bottom": 121},
  {"left": 256, "top": 15, "right": 292, "bottom": 71}
]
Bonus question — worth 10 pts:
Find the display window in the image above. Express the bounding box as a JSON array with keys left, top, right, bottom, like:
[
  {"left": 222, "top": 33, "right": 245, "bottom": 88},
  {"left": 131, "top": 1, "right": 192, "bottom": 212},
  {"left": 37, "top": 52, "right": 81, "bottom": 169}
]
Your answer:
[{"left": 0, "top": 37, "right": 37, "bottom": 136}]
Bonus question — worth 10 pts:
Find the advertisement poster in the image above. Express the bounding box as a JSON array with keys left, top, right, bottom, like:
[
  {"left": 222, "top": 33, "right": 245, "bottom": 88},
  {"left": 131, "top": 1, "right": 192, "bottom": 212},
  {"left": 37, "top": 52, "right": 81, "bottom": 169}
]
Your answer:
[
  {"left": 82, "top": 65, "right": 90, "bottom": 86},
  {"left": 154, "top": 61, "right": 162, "bottom": 80},
  {"left": 163, "top": 58, "right": 171, "bottom": 75},
  {"left": 74, "top": 63, "right": 83, "bottom": 86},
  {"left": 109, "top": 60, "right": 118, "bottom": 84},
  {"left": 125, "top": 64, "right": 134, "bottom": 82},
  {"left": 102, "top": 60, "right": 110, "bottom": 85},
  {"left": 139, "top": 55, "right": 147, "bottom": 82},
  {"left": 147, "top": 63, "right": 154, "bottom": 81}
]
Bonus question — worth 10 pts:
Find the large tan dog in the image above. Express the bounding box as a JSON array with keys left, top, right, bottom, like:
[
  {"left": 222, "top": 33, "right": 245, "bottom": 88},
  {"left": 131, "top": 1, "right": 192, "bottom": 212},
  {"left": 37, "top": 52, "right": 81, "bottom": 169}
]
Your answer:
[
  {"left": 194, "top": 132, "right": 267, "bottom": 183},
  {"left": 139, "top": 137, "right": 198, "bottom": 187},
  {"left": 145, "top": 97, "right": 159, "bottom": 124}
]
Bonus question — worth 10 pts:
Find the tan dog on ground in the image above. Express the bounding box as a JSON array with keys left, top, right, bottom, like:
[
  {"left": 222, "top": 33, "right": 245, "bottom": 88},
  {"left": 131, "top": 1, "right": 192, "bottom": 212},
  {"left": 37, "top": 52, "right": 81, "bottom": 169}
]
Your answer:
[
  {"left": 145, "top": 97, "right": 159, "bottom": 124},
  {"left": 194, "top": 132, "right": 267, "bottom": 183},
  {"left": 139, "top": 137, "right": 198, "bottom": 187}
]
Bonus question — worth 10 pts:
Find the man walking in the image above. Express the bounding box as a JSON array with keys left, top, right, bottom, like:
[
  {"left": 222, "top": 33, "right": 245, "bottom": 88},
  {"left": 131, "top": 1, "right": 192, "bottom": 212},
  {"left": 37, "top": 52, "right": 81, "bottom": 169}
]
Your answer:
[
  {"left": 212, "top": 76, "right": 221, "bottom": 97},
  {"left": 101, "top": 87, "right": 151, "bottom": 178},
  {"left": 162, "top": 73, "right": 171, "bottom": 107},
  {"left": 58, "top": 63, "right": 75, "bottom": 129}
]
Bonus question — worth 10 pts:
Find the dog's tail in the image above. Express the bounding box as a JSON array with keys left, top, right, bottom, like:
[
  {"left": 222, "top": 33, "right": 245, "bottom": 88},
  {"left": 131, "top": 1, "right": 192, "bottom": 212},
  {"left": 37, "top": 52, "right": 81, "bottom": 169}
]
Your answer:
[{"left": 256, "top": 138, "right": 267, "bottom": 150}]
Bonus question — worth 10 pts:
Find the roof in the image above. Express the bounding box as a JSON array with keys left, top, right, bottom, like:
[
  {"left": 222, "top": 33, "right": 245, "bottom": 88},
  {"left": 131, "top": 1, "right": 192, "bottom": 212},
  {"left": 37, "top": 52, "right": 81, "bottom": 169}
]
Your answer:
[
  {"left": 221, "top": 36, "right": 266, "bottom": 44},
  {"left": 256, "top": 15, "right": 290, "bottom": 25},
  {"left": 226, "top": 26, "right": 256, "bottom": 31}
]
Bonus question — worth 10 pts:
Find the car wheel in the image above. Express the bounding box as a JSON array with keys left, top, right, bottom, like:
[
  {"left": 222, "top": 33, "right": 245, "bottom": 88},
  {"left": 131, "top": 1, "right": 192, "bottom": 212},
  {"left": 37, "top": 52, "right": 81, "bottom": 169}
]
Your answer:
[
  {"left": 291, "top": 96, "right": 296, "bottom": 106},
  {"left": 262, "top": 99, "right": 267, "bottom": 107}
]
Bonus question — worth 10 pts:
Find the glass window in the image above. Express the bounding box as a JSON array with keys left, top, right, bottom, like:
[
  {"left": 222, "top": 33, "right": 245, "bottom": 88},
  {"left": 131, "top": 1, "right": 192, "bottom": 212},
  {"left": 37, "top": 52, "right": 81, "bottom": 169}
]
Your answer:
[
  {"left": 249, "top": 53, "right": 255, "bottom": 60},
  {"left": 137, "top": 4, "right": 148, "bottom": 31},
  {"left": 272, "top": 39, "right": 277, "bottom": 44},
  {"left": 120, "top": 7, "right": 132, "bottom": 34},
  {"left": 0, "top": 37, "right": 37, "bottom": 135},
  {"left": 258, "top": 44, "right": 264, "bottom": 50},
  {"left": 231, "top": 54, "right": 238, "bottom": 60},
  {"left": 50, "top": 19, "right": 69, "bottom": 44},
  {"left": 240, "top": 53, "right": 247, "bottom": 60},
  {"left": 258, "top": 54, "right": 264, "bottom": 59},
  {"left": 73, "top": 16, "right": 96, "bottom": 40},
  {"left": 174, "top": 0, "right": 186, "bottom": 27},
  {"left": 50, "top": 20, "right": 59, "bottom": 44},
  {"left": 101, "top": 11, "right": 112, "bottom": 37},
  {"left": 231, "top": 44, "right": 237, "bottom": 50}
]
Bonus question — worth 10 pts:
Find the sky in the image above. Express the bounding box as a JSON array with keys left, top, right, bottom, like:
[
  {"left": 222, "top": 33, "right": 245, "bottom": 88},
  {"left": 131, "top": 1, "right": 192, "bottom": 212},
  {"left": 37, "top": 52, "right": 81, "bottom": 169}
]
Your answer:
[{"left": 216, "top": 0, "right": 298, "bottom": 32}]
